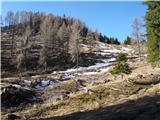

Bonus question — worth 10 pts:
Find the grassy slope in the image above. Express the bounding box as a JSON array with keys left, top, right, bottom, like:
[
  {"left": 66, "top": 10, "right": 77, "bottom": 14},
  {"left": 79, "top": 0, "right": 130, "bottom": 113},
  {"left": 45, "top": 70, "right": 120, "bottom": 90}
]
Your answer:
[{"left": 1, "top": 61, "right": 160, "bottom": 120}]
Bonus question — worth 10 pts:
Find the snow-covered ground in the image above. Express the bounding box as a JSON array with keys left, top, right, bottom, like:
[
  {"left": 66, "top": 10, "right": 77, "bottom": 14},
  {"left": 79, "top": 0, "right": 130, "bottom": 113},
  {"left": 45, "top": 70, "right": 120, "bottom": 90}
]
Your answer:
[
  {"left": 94, "top": 52, "right": 112, "bottom": 56},
  {"left": 101, "top": 49, "right": 122, "bottom": 53},
  {"left": 63, "top": 58, "right": 114, "bottom": 74},
  {"left": 58, "top": 44, "right": 133, "bottom": 79},
  {"left": 95, "top": 41, "right": 106, "bottom": 48}
]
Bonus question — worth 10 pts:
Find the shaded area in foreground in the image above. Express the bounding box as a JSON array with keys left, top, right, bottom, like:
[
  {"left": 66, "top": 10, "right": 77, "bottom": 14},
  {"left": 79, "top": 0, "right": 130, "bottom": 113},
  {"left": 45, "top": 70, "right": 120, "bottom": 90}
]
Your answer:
[{"left": 37, "top": 95, "right": 160, "bottom": 120}]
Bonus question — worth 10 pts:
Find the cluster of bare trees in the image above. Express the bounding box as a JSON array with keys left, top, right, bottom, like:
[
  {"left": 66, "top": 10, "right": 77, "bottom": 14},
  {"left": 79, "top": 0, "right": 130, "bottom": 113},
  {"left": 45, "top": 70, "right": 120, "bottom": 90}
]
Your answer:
[
  {"left": 2, "top": 11, "right": 44, "bottom": 30},
  {"left": 38, "top": 14, "right": 89, "bottom": 71},
  {"left": 2, "top": 11, "right": 99, "bottom": 72}
]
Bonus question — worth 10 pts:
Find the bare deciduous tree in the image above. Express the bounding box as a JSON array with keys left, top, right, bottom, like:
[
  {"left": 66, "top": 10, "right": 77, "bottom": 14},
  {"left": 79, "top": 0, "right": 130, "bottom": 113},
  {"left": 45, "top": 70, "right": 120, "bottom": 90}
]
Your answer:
[
  {"left": 16, "top": 25, "right": 31, "bottom": 71},
  {"left": 86, "top": 29, "right": 95, "bottom": 52},
  {"left": 69, "top": 20, "right": 81, "bottom": 64},
  {"left": 6, "top": 11, "right": 15, "bottom": 57},
  {"left": 39, "top": 15, "right": 54, "bottom": 71},
  {"left": 132, "top": 17, "right": 143, "bottom": 61}
]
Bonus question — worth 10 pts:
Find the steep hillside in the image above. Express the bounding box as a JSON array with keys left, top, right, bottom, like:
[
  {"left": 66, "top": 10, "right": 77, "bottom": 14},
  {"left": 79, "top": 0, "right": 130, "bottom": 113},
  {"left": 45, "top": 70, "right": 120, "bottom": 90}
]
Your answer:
[{"left": 1, "top": 11, "right": 123, "bottom": 78}]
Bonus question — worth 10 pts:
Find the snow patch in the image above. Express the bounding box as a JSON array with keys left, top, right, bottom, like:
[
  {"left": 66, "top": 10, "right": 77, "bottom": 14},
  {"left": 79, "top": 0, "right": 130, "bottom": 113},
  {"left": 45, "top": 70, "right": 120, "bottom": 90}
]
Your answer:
[
  {"left": 63, "top": 57, "right": 114, "bottom": 74},
  {"left": 96, "top": 41, "right": 106, "bottom": 48},
  {"left": 35, "top": 84, "right": 43, "bottom": 90},
  {"left": 12, "top": 84, "right": 21, "bottom": 88},
  {"left": 88, "top": 62, "right": 111, "bottom": 69},
  {"left": 35, "top": 80, "right": 58, "bottom": 90},
  {"left": 82, "top": 72, "right": 98, "bottom": 76},
  {"left": 100, "top": 66, "right": 112, "bottom": 73},
  {"left": 81, "top": 44, "right": 88, "bottom": 48},
  {"left": 63, "top": 74, "right": 76, "bottom": 80},
  {"left": 94, "top": 52, "right": 112, "bottom": 56},
  {"left": 108, "top": 58, "right": 116, "bottom": 62},
  {"left": 65, "top": 67, "right": 87, "bottom": 73},
  {"left": 121, "top": 47, "right": 132, "bottom": 51},
  {"left": 102, "top": 49, "right": 122, "bottom": 53},
  {"left": 24, "top": 80, "right": 31, "bottom": 84},
  {"left": 41, "top": 80, "right": 50, "bottom": 87}
]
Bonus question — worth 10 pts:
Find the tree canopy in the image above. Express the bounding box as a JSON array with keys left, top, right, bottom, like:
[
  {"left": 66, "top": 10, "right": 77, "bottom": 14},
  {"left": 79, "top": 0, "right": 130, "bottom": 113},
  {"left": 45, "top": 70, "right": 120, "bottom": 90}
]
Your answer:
[{"left": 145, "top": 1, "right": 160, "bottom": 67}]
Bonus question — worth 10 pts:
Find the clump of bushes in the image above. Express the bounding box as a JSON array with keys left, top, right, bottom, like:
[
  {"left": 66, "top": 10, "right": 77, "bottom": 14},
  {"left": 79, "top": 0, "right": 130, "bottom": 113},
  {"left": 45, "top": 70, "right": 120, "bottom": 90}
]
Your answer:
[
  {"left": 111, "top": 62, "right": 131, "bottom": 75},
  {"left": 116, "top": 52, "right": 127, "bottom": 62},
  {"left": 111, "top": 53, "right": 131, "bottom": 75}
]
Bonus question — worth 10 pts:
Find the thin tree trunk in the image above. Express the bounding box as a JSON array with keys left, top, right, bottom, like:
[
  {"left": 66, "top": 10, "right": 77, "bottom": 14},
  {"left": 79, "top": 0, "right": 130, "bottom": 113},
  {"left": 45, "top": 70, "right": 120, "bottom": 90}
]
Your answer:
[
  {"left": 137, "top": 33, "right": 141, "bottom": 61},
  {"left": 76, "top": 32, "right": 79, "bottom": 75},
  {"left": 11, "top": 26, "right": 14, "bottom": 57}
]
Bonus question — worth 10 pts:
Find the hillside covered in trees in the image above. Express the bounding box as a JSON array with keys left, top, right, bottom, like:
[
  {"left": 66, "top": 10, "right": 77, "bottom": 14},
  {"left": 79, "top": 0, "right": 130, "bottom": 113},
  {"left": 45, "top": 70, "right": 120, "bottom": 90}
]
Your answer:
[{"left": 1, "top": 11, "right": 121, "bottom": 77}]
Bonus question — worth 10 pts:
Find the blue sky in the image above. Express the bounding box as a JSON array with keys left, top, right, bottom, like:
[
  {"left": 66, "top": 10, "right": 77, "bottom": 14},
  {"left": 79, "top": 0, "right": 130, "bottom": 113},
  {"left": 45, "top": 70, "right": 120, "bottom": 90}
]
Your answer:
[{"left": 1, "top": 1, "right": 147, "bottom": 42}]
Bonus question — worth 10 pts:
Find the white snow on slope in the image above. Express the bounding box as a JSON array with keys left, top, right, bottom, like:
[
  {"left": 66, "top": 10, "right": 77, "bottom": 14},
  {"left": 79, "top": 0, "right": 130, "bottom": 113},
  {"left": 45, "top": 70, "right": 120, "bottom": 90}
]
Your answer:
[
  {"left": 81, "top": 44, "right": 88, "bottom": 48},
  {"left": 108, "top": 58, "right": 116, "bottom": 62},
  {"left": 64, "top": 58, "right": 113, "bottom": 73},
  {"left": 88, "top": 62, "right": 111, "bottom": 69},
  {"left": 24, "top": 80, "right": 31, "bottom": 84},
  {"left": 35, "top": 84, "right": 43, "bottom": 90},
  {"left": 63, "top": 74, "right": 76, "bottom": 80},
  {"left": 12, "top": 84, "right": 21, "bottom": 88},
  {"left": 121, "top": 47, "right": 132, "bottom": 51},
  {"left": 101, "top": 49, "right": 122, "bottom": 53},
  {"left": 82, "top": 72, "right": 98, "bottom": 75},
  {"left": 94, "top": 52, "right": 112, "bottom": 56},
  {"left": 41, "top": 80, "right": 50, "bottom": 87},
  {"left": 96, "top": 41, "right": 106, "bottom": 48}
]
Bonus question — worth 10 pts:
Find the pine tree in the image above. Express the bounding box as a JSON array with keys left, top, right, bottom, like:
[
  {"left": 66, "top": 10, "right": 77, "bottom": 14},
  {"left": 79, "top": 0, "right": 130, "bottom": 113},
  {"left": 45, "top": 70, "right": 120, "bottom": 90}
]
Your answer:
[
  {"left": 145, "top": 1, "right": 160, "bottom": 67},
  {"left": 124, "top": 36, "right": 131, "bottom": 45}
]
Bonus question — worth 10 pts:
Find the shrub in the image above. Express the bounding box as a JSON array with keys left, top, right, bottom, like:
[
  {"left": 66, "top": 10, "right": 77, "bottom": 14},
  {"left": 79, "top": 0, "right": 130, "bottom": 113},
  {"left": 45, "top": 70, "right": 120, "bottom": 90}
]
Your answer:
[
  {"left": 116, "top": 53, "right": 127, "bottom": 62},
  {"left": 111, "top": 62, "right": 131, "bottom": 75}
]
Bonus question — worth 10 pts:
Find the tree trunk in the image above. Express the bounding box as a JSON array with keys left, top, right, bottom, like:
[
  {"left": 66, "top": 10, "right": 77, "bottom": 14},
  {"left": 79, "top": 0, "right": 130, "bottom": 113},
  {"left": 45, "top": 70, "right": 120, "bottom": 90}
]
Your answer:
[{"left": 137, "top": 34, "right": 141, "bottom": 61}]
